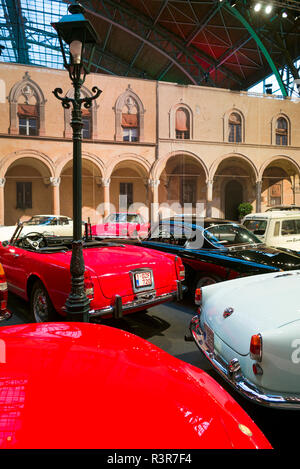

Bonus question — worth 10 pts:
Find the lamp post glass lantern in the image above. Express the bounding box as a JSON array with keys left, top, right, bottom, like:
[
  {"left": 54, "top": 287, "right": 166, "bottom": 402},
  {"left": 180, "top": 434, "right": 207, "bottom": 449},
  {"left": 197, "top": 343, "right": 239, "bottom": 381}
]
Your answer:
[{"left": 52, "top": 5, "right": 102, "bottom": 322}]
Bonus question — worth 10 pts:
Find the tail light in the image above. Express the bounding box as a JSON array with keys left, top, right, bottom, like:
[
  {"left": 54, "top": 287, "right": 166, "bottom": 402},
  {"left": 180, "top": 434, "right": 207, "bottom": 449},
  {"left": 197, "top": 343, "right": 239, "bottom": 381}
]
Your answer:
[
  {"left": 195, "top": 288, "right": 202, "bottom": 306},
  {"left": 0, "top": 264, "right": 8, "bottom": 313},
  {"left": 84, "top": 270, "right": 94, "bottom": 300},
  {"left": 175, "top": 256, "right": 185, "bottom": 281},
  {"left": 250, "top": 334, "right": 263, "bottom": 362}
]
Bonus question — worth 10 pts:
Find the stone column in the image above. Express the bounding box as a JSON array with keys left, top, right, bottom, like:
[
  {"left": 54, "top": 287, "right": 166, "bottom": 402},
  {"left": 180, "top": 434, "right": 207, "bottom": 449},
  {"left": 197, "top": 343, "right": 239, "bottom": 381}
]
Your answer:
[
  {"left": 0, "top": 178, "right": 5, "bottom": 226},
  {"left": 256, "top": 180, "right": 262, "bottom": 213},
  {"left": 148, "top": 179, "right": 160, "bottom": 223},
  {"left": 50, "top": 177, "right": 61, "bottom": 215},
  {"left": 206, "top": 179, "right": 213, "bottom": 218},
  {"left": 102, "top": 178, "right": 111, "bottom": 218}
]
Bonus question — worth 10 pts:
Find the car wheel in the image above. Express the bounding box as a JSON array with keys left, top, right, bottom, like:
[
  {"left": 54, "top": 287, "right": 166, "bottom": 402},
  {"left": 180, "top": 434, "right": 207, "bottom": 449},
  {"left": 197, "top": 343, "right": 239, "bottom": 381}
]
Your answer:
[
  {"left": 30, "top": 280, "right": 57, "bottom": 323},
  {"left": 195, "top": 275, "right": 220, "bottom": 290}
]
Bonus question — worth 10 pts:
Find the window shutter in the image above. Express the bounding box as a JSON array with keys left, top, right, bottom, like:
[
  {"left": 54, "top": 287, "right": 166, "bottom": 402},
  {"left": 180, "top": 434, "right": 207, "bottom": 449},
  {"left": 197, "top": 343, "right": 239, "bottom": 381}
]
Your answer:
[
  {"left": 122, "top": 113, "right": 138, "bottom": 127},
  {"left": 18, "top": 104, "right": 38, "bottom": 117},
  {"left": 25, "top": 182, "right": 32, "bottom": 208},
  {"left": 175, "top": 109, "right": 188, "bottom": 131},
  {"left": 16, "top": 182, "right": 32, "bottom": 209}
]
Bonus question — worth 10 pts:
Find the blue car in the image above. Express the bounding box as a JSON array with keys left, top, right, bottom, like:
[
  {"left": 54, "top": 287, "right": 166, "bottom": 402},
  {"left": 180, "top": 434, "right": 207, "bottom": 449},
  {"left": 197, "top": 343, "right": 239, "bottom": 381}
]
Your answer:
[{"left": 140, "top": 217, "right": 300, "bottom": 292}]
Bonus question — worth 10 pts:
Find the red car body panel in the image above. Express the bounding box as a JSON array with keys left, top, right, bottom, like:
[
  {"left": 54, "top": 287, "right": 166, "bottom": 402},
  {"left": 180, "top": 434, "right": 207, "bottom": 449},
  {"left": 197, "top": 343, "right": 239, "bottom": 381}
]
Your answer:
[
  {"left": 91, "top": 213, "right": 149, "bottom": 239},
  {"left": 0, "top": 322, "right": 271, "bottom": 449},
  {"left": 0, "top": 241, "right": 182, "bottom": 318}
]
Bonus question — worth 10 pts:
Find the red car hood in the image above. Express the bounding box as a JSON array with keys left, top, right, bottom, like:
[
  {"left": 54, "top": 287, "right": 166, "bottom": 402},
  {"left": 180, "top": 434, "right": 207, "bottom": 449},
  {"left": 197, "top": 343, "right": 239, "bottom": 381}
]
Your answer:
[{"left": 0, "top": 323, "right": 271, "bottom": 449}]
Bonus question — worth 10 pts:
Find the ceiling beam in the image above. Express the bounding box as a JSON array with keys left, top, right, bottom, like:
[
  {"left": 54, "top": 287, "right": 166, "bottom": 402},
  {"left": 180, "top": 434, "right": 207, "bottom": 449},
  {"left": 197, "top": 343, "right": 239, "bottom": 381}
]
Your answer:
[
  {"left": 125, "top": 0, "right": 169, "bottom": 75},
  {"left": 2, "top": 0, "right": 30, "bottom": 64},
  {"left": 81, "top": 0, "right": 211, "bottom": 85}
]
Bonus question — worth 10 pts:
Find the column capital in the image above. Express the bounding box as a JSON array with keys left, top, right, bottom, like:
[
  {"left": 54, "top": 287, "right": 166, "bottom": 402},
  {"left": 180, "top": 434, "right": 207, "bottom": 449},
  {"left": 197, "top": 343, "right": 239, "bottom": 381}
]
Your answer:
[
  {"left": 148, "top": 178, "right": 160, "bottom": 188},
  {"left": 205, "top": 178, "right": 214, "bottom": 185},
  {"left": 50, "top": 177, "right": 61, "bottom": 187},
  {"left": 102, "top": 178, "right": 111, "bottom": 187},
  {"left": 0, "top": 178, "right": 6, "bottom": 188}
]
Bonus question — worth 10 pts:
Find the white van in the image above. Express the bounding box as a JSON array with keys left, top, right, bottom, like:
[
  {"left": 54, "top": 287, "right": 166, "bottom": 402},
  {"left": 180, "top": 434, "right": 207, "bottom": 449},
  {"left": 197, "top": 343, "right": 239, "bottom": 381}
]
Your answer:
[{"left": 242, "top": 210, "right": 300, "bottom": 251}]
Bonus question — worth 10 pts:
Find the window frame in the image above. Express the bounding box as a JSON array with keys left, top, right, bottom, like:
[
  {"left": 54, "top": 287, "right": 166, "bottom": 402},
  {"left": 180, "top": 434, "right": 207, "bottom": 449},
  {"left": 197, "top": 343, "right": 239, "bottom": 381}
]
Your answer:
[
  {"left": 16, "top": 181, "right": 32, "bottom": 210},
  {"left": 19, "top": 116, "right": 38, "bottom": 136}
]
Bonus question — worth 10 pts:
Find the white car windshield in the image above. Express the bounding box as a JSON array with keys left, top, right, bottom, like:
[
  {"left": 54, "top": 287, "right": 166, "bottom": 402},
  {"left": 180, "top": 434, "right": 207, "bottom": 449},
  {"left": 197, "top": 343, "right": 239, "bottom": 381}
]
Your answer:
[
  {"left": 24, "top": 216, "right": 56, "bottom": 226},
  {"left": 243, "top": 219, "right": 267, "bottom": 236},
  {"left": 204, "top": 223, "right": 262, "bottom": 247}
]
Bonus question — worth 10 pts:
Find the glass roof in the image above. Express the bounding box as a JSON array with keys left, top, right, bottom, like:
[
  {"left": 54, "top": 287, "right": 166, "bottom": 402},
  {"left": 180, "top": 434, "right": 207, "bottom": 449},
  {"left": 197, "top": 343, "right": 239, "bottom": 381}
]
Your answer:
[
  {"left": 0, "top": 0, "right": 299, "bottom": 97},
  {"left": 248, "top": 58, "right": 300, "bottom": 98},
  {"left": 0, "top": 0, "right": 68, "bottom": 69}
]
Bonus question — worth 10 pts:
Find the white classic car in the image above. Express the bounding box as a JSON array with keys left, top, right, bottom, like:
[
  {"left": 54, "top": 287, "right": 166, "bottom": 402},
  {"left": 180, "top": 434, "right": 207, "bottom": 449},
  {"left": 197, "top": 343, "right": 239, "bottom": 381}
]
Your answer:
[
  {"left": 189, "top": 270, "right": 300, "bottom": 409},
  {"left": 242, "top": 210, "right": 300, "bottom": 251},
  {"left": 0, "top": 215, "right": 74, "bottom": 241}
]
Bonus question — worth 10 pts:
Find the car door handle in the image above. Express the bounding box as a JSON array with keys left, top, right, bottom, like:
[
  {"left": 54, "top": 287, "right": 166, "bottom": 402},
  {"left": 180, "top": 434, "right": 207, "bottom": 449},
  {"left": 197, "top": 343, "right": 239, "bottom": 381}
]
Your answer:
[{"left": 13, "top": 253, "right": 20, "bottom": 258}]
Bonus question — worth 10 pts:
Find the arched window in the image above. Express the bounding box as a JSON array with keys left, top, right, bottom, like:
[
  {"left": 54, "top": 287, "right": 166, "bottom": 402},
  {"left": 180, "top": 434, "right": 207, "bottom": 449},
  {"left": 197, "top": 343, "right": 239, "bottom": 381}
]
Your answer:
[
  {"left": 175, "top": 108, "right": 190, "bottom": 139},
  {"left": 276, "top": 117, "right": 288, "bottom": 146},
  {"left": 228, "top": 112, "right": 242, "bottom": 143},
  {"left": 121, "top": 97, "right": 139, "bottom": 142},
  {"left": 8, "top": 72, "right": 46, "bottom": 136},
  {"left": 18, "top": 99, "right": 38, "bottom": 136},
  {"left": 114, "top": 86, "right": 145, "bottom": 142}
]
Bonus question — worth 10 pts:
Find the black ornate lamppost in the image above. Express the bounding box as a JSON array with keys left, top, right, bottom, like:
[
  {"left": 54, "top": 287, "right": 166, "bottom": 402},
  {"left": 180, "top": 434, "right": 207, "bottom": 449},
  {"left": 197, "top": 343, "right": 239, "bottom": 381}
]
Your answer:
[{"left": 52, "top": 5, "right": 101, "bottom": 322}]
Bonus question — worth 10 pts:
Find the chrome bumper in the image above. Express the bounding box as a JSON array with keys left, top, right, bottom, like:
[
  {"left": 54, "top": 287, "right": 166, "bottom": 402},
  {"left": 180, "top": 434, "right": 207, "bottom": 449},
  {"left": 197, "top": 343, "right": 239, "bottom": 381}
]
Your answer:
[
  {"left": 189, "top": 314, "right": 300, "bottom": 410},
  {"left": 89, "top": 281, "right": 186, "bottom": 320}
]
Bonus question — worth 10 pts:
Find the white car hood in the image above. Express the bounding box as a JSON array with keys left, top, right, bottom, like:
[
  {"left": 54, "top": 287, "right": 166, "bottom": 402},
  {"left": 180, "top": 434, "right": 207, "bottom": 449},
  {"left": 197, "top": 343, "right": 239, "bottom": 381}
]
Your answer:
[{"left": 203, "top": 270, "right": 300, "bottom": 355}]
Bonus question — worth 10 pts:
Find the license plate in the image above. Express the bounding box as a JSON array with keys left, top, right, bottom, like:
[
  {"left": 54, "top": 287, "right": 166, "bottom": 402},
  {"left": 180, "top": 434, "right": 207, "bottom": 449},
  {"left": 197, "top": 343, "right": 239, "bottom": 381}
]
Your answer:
[
  {"left": 135, "top": 271, "right": 152, "bottom": 288},
  {"left": 204, "top": 323, "right": 214, "bottom": 352}
]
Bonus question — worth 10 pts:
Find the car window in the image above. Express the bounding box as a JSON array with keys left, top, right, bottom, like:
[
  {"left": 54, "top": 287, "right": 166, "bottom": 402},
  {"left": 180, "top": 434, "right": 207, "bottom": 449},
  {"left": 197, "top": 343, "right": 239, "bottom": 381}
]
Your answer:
[
  {"left": 281, "top": 219, "right": 300, "bottom": 236},
  {"left": 126, "top": 214, "right": 139, "bottom": 223},
  {"left": 104, "top": 214, "right": 115, "bottom": 223},
  {"left": 148, "top": 222, "right": 194, "bottom": 246},
  {"left": 204, "top": 223, "right": 262, "bottom": 247},
  {"left": 59, "top": 217, "right": 69, "bottom": 225},
  {"left": 243, "top": 219, "right": 267, "bottom": 236},
  {"left": 104, "top": 213, "right": 138, "bottom": 223},
  {"left": 274, "top": 221, "right": 280, "bottom": 236},
  {"left": 25, "top": 216, "right": 53, "bottom": 225}
]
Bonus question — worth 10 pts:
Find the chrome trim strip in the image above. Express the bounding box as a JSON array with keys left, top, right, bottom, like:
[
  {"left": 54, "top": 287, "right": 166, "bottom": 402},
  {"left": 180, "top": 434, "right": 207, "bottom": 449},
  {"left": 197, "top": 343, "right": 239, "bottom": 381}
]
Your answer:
[
  {"left": 7, "top": 282, "right": 25, "bottom": 294},
  {"left": 190, "top": 315, "right": 300, "bottom": 409}
]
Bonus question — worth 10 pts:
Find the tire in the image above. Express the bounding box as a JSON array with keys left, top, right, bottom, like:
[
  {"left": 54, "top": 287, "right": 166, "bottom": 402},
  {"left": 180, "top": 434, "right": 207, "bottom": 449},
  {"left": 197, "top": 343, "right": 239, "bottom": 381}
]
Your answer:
[
  {"left": 30, "top": 280, "right": 57, "bottom": 323},
  {"left": 195, "top": 275, "right": 220, "bottom": 290}
]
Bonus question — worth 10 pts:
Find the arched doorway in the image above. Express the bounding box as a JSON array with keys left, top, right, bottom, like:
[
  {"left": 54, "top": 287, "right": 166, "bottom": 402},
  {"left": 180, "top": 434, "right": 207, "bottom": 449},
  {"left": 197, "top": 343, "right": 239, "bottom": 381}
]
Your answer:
[
  {"left": 109, "top": 161, "right": 149, "bottom": 220},
  {"left": 4, "top": 157, "right": 52, "bottom": 225},
  {"left": 225, "top": 180, "right": 243, "bottom": 220},
  {"left": 60, "top": 159, "right": 103, "bottom": 224},
  {"left": 212, "top": 155, "right": 257, "bottom": 218},
  {"left": 158, "top": 153, "right": 206, "bottom": 217},
  {"left": 260, "top": 159, "right": 300, "bottom": 210}
]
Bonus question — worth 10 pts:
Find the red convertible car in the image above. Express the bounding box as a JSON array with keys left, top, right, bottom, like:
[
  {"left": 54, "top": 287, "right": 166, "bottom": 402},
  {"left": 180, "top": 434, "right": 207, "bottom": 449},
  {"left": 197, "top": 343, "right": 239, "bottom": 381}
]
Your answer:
[
  {"left": 91, "top": 212, "right": 149, "bottom": 239},
  {"left": 0, "top": 321, "right": 271, "bottom": 449},
  {"left": 0, "top": 225, "right": 185, "bottom": 323}
]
